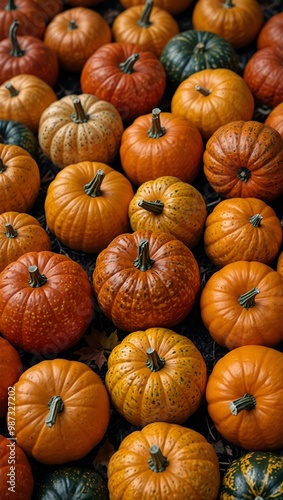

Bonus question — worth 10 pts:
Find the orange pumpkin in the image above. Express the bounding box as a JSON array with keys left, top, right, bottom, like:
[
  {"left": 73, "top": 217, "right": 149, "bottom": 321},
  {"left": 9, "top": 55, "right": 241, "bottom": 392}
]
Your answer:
[
  {"left": 0, "top": 0, "right": 46, "bottom": 40},
  {"left": 0, "top": 336, "right": 22, "bottom": 417},
  {"left": 257, "top": 12, "right": 283, "bottom": 50},
  {"left": 277, "top": 251, "right": 283, "bottom": 277},
  {"left": 264, "top": 102, "right": 283, "bottom": 139},
  {"left": 118, "top": 0, "right": 195, "bottom": 15},
  {"left": 0, "top": 434, "right": 34, "bottom": 499}
]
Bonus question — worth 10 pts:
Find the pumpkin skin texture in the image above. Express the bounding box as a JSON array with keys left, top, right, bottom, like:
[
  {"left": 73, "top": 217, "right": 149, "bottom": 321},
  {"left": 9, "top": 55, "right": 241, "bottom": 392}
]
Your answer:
[
  {"left": 0, "top": 251, "right": 94, "bottom": 354},
  {"left": 118, "top": 0, "right": 195, "bottom": 16},
  {"left": 80, "top": 42, "right": 166, "bottom": 123},
  {"left": 0, "top": 119, "right": 38, "bottom": 159},
  {"left": 277, "top": 251, "right": 283, "bottom": 277},
  {"left": 43, "top": 7, "right": 112, "bottom": 73},
  {"left": 9, "top": 359, "right": 110, "bottom": 464},
  {"left": 203, "top": 120, "right": 283, "bottom": 202},
  {"left": 264, "top": 102, "right": 283, "bottom": 139},
  {"left": 44, "top": 162, "right": 134, "bottom": 254},
  {"left": 192, "top": 0, "right": 263, "bottom": 50},
  {"left": 128, "top": 175, "right": 207, "bottom": 248},
  {"left": 171, "top": 68, "right": 254, "bottom": 141},
  {"left": 107, "top": 421, "right": 221, "bottom": 500},
  {"left": 0, "top": 336, "right": 22, "bottom": 417},
  {"left": 200, "top": 260, "right": 283, "bottom": 350},
  {"left": 0, "top": 433, "right": 34, "bottom": 499},
  {"left": 0, "top": 0, "right": 46, "bottom": 40},
  {"left": 105, "top": 328, "right": 207, "bottom": 427},
  {"left": 93, "top": 230, "right": 201, "bottom": 332},
  {"left": 38, "top": 93, "right": 124, "bottom": 169},
  {"left": 0, "top": 143, "right": 40, "bottom": 214},
  {"left": 160, "top": 30, "right": 239, "bottom": 90},
  {"left": 120, "top": 108, "right": 204, "bottom": 185},
  {"left": 219, "top": 451, "right": 283, "bottom": 500},
  {"left": 257, "top": 12, "right": 283, "bottom": 50},
  {"left": 203, "top": 197, "right": 283, "bottom": 268}
]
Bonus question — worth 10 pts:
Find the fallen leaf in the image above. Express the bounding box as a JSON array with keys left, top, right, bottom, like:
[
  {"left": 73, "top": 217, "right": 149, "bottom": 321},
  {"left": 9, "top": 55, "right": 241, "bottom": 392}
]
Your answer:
[{"left": 74, "top": 328, "right": 120, "bottom": 369}]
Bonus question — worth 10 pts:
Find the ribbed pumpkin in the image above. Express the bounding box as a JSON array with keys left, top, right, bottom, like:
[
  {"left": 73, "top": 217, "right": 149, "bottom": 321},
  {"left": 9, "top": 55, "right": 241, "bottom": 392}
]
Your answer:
[
  {"left": 0, "top": 119, "right": 38, "bottom": 159},
  {"left": 0, "top": 434, "right": 34, "bottom": 500},
  {"left": 264, "top": 102, "right": 283, "bottom": 139},
  {"left": 277, "top": 251, "right": 283, "bottom": 277},
  {"left": 257, "top": 12, "right": 283, "bottom": 50},
  {"left": 0, "top": 336, "right": 22, "bottom": 417},
  {"left": 105, "top": 327, "right": 207, "bottom": 427}
]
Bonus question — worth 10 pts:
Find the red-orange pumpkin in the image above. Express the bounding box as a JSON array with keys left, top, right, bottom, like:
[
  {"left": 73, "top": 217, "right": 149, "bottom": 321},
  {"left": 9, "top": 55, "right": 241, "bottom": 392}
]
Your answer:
[
  {"left": 0, "top": 336, "right": 22, "bottom": 417},
  {"left": 0, "top": 434, "right": 34, "bottom": 499}
]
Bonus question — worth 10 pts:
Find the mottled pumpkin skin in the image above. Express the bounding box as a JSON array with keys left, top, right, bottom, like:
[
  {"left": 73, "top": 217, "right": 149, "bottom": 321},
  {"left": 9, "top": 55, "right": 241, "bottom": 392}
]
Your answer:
[
  {"left": 106, "top": 328, "right": 207, "bottom": 427},
  {"left": 108, "top": 421, "right": 220, "bottom": 500},
  {"left": 0, "top": 336, "right": 22, "bottom": 417},
  {"left": 0, "top": 434, "right": 34, "bottom": 500},
  {"left": 220, "top": 451, "right": 283, "bottom": 499}
]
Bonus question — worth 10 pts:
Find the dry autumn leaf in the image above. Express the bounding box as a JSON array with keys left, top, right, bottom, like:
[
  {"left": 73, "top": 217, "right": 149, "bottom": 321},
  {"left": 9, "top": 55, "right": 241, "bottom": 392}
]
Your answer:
[{"left": 74, "top": 327, "right": 120, "bottom": 369}]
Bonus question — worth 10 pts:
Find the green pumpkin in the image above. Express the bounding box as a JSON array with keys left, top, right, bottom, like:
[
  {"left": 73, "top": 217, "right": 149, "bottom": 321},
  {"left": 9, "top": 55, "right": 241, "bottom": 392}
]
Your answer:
[
  {"left": 160, "top": 30, "right": 239, "bottom": 89},
  {"left": 0, "top": 119, "right": 38, "bottom": 160},
  {"left": 35, "top": 467, "right": 109, "bottom": 500},
  {"left": 220, "top": 451, "right": 283, "bottom": 499}
]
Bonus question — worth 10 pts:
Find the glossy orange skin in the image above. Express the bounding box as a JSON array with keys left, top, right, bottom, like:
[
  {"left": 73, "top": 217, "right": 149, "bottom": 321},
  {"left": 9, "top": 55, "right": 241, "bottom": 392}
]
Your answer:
[
  {"left": 192, "top": 0, "right": 263, "bottom": 50},
  {"left": 119, "top": 0, "right": 195, "bottom": 15},
  {"left": 0, "top": 337, "right": 22, "bottom": 417},
  {"left": 203, "top": 120, "right": 283, "bottom": 202},
  {"left": 257, "top": 12, "right": 283, "bottom": 50},
  {"left": 106, "top": 328, "right": 207, "bottom": 427},
  {"left": 206, "top": 345, "right": 283, "bottom": 450},
  {"left": 0, "top": 251, "right": 94, "bottom": 354},
  {"left": 264, "top": 102, "right": 283, "bottom": 139},
  {"left": 277, "top": 251, "right": 283, "bottom": 277},
  {"left": 120, "top": 111, "right": 204, "bottom": 185},
  {"left": 93, "top": 230, "right": 201, "bottom": 332},
  {"left": 10, "top": 359, "right": 110, "bottom": 464},
  {"left": 44, "top": 7, "right": 111, "bottom": 72},
  {"left": 108, "top": 421, "right": 220, "bottom": 500},
  {"left": 171, "top": 68, "right": 254, "bottom": 141},
  {"left": 200, "top": 260, "right": 283, "bottom": 349},
  {"left": 203, "top": 198, "right": 283, "bottom": 268},
  {"left": 0, "top": 434, "right": 34, "bottom": 499},
  {"left": 0, "top": 0, "right": 46, "bottom": 40}
]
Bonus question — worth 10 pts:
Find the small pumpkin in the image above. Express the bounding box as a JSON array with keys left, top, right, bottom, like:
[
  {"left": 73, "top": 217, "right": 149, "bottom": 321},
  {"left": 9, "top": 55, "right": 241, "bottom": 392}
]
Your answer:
[
  {"left": 200, "top": 260, "right": 283, "bottom": 350},
  {"left": 105, "top": 327, "right": 207, "bottom": 427},
  {"left": 0, "top": 336, "right": 22, "bottom": 417},
  {"left": 220, "top": 451, "right": 283, "bottom": 499},
  {"left": 0, "top": 119, "right": 38, "bottom": 159},
  {"left": 128, "top": 175, "right": 207, "bottom": 248},
  {"left": 93, "top": 229, "right": 201, "bottom": 332},
  {"left": 264, "top": 102, "right": 283, "bottom": 139},
  {"left": 257, "top": 12, "right": 283, "bottom": 50},
  {"left": 38, "top": 93, "right": 124, "bottom": 169},
  {"left": 9, "top": 359, "right": 110, "bottom": 464},
  {"left": 0, "top": 0, "right": 46, "bottom": 40},
  {"left": 0, "top": 433, "right": 34, "bottom": 499},
  {"left": 107, "top": 421, "right": 220, "bottom": 500},
  {"left": 205, "top": 345, "right": 283, "bottom": 450},
  {"left": 0, "top": 250, "right": 94, "bottom": 354}
]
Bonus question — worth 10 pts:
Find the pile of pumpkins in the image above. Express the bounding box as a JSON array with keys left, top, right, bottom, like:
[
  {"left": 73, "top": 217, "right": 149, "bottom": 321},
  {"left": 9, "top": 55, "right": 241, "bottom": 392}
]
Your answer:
[{"left": 0, "top": 0, "right": 283, "bottom": 498}]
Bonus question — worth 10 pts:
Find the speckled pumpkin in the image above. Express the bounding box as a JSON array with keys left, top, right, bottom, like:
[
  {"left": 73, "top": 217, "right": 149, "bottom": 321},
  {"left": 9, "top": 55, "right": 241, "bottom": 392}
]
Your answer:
[
  {"left": 0, "top": 434, "right": 34, "bottom": 499},
  {"left": 105, "top": 327, "right": 207, "bottom": 427}
]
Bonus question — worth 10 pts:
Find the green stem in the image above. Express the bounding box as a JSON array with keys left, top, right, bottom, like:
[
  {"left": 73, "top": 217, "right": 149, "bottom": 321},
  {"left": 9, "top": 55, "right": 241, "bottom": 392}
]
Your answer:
[
  {"left": 84, "top": 169, "right": 104, "bottom": 197},
  {"left": 0, "top": 158, "right": 7, "bottom": 173},
  {"left": 133, "top": 238, "right": 155, "bottom": 272},
  {"left": 229, "top": 393, "right": 256, "bottom": 415},
  {"left": 9, "top": 20, "right": 25, "bottom": 58},
  {"left": 119, "top": 53, "right": 140, "bottom": 74},
  {"left": 237, "top": 167, "right": 251, "bottom": 183},
  {"left": 194, "top": 42, "right": 205, "bottom": 53},
  {"left": 137, "top": 0, "right": 153, "bottom": 28},
  {"left": 148, "top": 445, "right": 169, "bottom": 472},
  {"left": 249, "top": 214, "right": 263, "bottom": 227},
  {"left": 68, "top": 19, "right": 78, "bottom": 30},
  {"left": 147, "top": 108, "right": 166, "bottom": 139},
  {"left": 223, "top": 0, "right": 235, "bottom": 8},
  {"left": 45, "top": 396, "right": 64, "bottom": 428},
  {"left": 71, "top": 98, "right": 89, "bottom": 124},
  {"left": 195, "top": 85, "right": 211, "bottom": 96},
  {"left": 5, "top": 82, "right": 19, "bottom": 97},
  {"left": 138, "top": 199, "right": 164, "bottom": 214},
  {"left": 28, "top": 265, "right": 47, "bottom": 288},
  {"left": 5, "top": 0, "right": 17, "bottom": 10},
  {"left": 5, "top": 223, "right": 18, "bottom": 238},
  {"left": 146, "top": 347, "right": 166, "bottom": 371},
  {"left": 238, "top": 287, "right": 260, "bottom": 309}
]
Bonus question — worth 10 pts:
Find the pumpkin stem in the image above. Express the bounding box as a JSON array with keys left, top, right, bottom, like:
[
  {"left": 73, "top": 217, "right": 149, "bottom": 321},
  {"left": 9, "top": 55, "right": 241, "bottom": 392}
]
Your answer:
[
  {"left": 146, "top": 347, "right": 166, "bottom": 371},
  {"left": 229, "top": 393, "right": 256, "bottom": 415},
  {"left": 119, "top": 53, "right": 140, "bottom": 74},
  {"left": 148, "top": 445, "right": 169, "bottom": 472},
  {"left": 249, "top": 214, "right": 263, "bottom": 227},
  {"left": 195, "top": 85, "right": 211, "bottom": 96},
  {"left": 0, "top": 158, "right": 7, "bottom": 173},
  {"left": 5, "top": 223, "right": 18, "bottom": 238},
  {"left": 137, "top": 0, "right": 153, "bottom": 28},
  {"left": 45, "top": 396, "right": 64, "bottom": 428},
  {"left": 238, "top": 287, "right": 260, "bottom": 309},
  {"left": 5, "top": 82, "right": 20, "bottom": 97},
  {"left": 84, "top": 169, "right": 104, "bottom": 197},
  {"left": 71, "top": 98, "right": 89, "bottom": 124},
  {"left": 28, "top": 265, "right": 47, "bottom": 288},
  {"left": 68, "top": 19, "right": 78, "bottom": 30},
  {"left": 237, "top": 167, "right": 251, "bottom": 183},
  {"left": 138, "top": 199, "right": 164, "bottom": 214},
  {"left": 6, "top": 0, "right": 17, "bottom": 10},
  {"left": 9, "top": 20, "right": 25, "bottom": 58},
  {"left": 147, "top": 108, "right": 166, "bottom": 139},
  {"left": 133, "top": 238, "right": 155, "bottom": 271},
  {"left": 223, "top": 0, "right": 235, "bottom": 8},
  {"left": 194, "top": 42, "right": 206, "bottom": 53}
]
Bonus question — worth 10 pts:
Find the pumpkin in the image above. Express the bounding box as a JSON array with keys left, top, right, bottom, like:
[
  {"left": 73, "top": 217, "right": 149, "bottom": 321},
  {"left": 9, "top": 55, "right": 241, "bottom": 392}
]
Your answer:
[
  {"left": 107, "top": 421, "right": 221, "bottom": 500},
  {"left": 243, "top": 45, "right": 283, "bottom": 109},
  {"left": 0, "top": 0, "right": 46, "bottom": 40},
  {"left": 277, "top": 251, "right": 283, "bottom": 277},
  {"left": 0, "top": 336, "right": 22, "bottom": 417},
  {"left": 0, "top": 250, "right": 94, "bottom": 354},
  {"left": 111, "top": 0, "right": 179, "bottom": 58},
  {"left": 38, "top": 93, "right": 124, "bottom": 169},
  {"left": 43, "top": 7, "right": 112, "bottom": 73},
  {"left": 44, "top": 162, "right": 134, "bottom": 254},
  {"left": 200, "top": 260, "right": 283, "bottom": 350},
  {"left": 203, "top": 197, "right": 283, "bottom": 268},
  {"left": 118, "top": 0, "right": 195, "bottom": 15},
  {"left": 128, "top": 175, "right": 207, "bottom": 248},
  {"left": 220, "top": 451, "right": 283, "bottom": 499},
  {"left": 31, "top": 0, "right": 63, "bottom": 22},
  {"left": 264, "top": 102, "right": 283, "bottom": 139},
  {"left": 35, "top": 467, "right": 109, "bottom": 500},
  {"left": 0, "top": 19, "right": 59, "bottom": 87},
  {"left": 92, "top": 229, "right": 201, "bottom": 332},
  {"left": 0, "top": 434, "right": 34, "bottom": 499},
  {"left": 0, "top": 143, "right": 40, "bottom": 214},
  {"left": 9, "top": 358, "right": 110, "bottom": 464},
  {"left": 80, "top": 42, "right": 166, "bottom": 122},
  {"left": 203, "top": 120, "right": 283, "bottom": 202},
  {"left": 105, "top": 327, "right": 207, "bottom": 427},
  {"left": 192, "top": 0, "right": 263, "bottom": 50},
  {"left": 160, "top": 30, "right": 239, "bottom": 89},
  {"left": 171, "top": 68, "right": 254, "bottom": 141},
  {"left": 0, "top": 73, "right": 57, "bottom": 133},
  {"left": 257, "top": 12, "right": 283, "bottom": 50},
  {"left": 119, "top": 108, "right": 204, "bottom": 185},
  {"left": 0, "top": 119, "right": 38, "bottom": 159},
  {"left": 0, "top": 211, "right": 51, "bottom": 272},
  {"left": 205, "top": 345, "right": 283, "bottom": 450}
]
